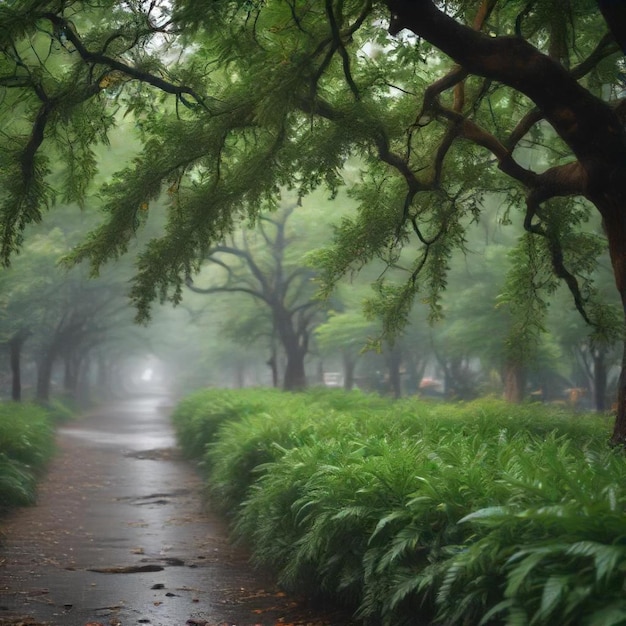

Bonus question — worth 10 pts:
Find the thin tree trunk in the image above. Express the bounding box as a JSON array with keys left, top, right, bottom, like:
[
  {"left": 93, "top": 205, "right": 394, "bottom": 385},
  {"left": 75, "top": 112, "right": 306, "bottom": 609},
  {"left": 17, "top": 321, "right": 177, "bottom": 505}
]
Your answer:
[
  {"left": 36, "top": 351, "right": 55, "bottom": 404},
  {"left": 8, "top": 330, "right": 30, "bottom": 402},
  {"left": 267, "top": 351, "right": 278, "bottom": 388},
  {"left": 63, "top": 352, "right": 79, "bottom": 396},
  {"left": 388, "top": 346, "right": 402, "bottom": 399},
  {"left": 234, "top": 361, "right": 245, "bottom": 388},
  {"left": 10, "top": 341, "right": 22, "bottom": 402},
  {"left": 593, "top": 348, "right": 607, "bottom": 412},
  {"left": 343, "top": 350, "right": 356, "bottom": 391},
  {"left": 76, "top": 355, "right": 91, "bottom": 408},
  {"left": 503, "top": 361, "right": 526, "bottom": 403}
]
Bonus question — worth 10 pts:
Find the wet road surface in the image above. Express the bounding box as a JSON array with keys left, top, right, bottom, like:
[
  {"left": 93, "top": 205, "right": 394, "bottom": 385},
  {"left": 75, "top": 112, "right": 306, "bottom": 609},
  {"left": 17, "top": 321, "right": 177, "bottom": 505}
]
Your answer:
[{"left": 0, "top": 396, "right": 354, "bottom": 626}]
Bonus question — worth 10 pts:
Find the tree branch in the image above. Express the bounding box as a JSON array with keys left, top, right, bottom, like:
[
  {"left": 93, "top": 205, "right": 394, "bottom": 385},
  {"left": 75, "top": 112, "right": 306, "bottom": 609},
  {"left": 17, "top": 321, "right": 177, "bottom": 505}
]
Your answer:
[
  {"left": 384, "top": 0, "right": 626, "bottom": 174},
  {"left": 39, "top": 12, "right": 209, "bottom": 110},
  {"left": 595, "top": 0, "right": 626, "bottom": 54},
  {"left": 186, "top": 278, "right": 268, "bottom": 303}
]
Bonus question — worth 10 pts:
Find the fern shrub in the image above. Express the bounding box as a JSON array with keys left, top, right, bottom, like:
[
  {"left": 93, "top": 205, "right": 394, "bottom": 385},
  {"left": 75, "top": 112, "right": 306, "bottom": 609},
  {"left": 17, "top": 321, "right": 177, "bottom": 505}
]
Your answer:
[
  {"left": 172, "top": 389, "right": 623, "bottom": 626},
  {"left": 0, "top": 453, "right": 38, "bottom": 507},
  {"left": 170, "top": 387, "right": 284, "bottom": 459},
  {"left": 432, "top": 441, "right": 626, "bottom": 626},
  {"left": 206, "top": 397, "right": 368, "bottom": 512},
  {"left": 0, "top": 402, "right": 55, "bottom": 510}
]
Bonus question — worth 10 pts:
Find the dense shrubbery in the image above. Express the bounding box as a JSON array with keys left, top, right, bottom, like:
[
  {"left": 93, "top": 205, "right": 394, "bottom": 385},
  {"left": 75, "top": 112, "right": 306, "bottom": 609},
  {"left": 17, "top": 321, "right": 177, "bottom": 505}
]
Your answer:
[
  {"left": 174, "top": 388, "right": 624, "bottom": 626},
  {"left": 0, "top": 403, "right": 57, "bottom": 509}
]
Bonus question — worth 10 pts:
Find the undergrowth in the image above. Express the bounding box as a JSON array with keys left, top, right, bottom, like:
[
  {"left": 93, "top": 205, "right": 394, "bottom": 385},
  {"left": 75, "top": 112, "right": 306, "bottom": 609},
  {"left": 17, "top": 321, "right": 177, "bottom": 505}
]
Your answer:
[
  {"left": 0, "top": 402, "right": 56, "bottom": 510},
  {"left": 173, "top": 388, "right": 622, "bottom": 625}
]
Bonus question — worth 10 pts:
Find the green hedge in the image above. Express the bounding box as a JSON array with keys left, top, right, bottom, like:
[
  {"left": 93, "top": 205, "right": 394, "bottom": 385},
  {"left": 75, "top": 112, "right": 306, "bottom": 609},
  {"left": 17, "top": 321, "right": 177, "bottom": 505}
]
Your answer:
[
  {"left": 173, "top": 388, "right": 624, "bottom": 625},
  {"left": 0, "top": 402, "right": 56, "bottom": 510}
]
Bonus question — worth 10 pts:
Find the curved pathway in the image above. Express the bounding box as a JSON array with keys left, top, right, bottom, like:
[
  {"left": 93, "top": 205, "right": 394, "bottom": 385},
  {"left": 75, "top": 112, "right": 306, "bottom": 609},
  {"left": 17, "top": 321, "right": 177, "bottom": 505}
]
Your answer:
[{"left": 0, "top": 396, "right": 352, "bottom": 626}]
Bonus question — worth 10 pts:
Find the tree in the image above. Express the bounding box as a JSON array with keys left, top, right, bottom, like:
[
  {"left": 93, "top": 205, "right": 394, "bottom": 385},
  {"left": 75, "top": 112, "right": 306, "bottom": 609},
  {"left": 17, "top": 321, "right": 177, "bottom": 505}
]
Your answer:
[
  {"left": 315, "top": 310, "right": 377, "bottom": 391},
  {"left": 2, "top": 1, "right": 626, "bottom": 440},
  {"left": 186, "top": 204, "right": 326, "bottom": 390},
  {"left": 0, "top": 228, "right": 71, "bottom": 402},
  {"left": 548, "top": 271, "right": 623, "bottom": 411}
]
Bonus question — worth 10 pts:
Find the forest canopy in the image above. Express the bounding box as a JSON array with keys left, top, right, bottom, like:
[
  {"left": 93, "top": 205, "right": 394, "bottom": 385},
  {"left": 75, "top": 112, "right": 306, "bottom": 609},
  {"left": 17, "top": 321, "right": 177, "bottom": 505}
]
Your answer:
[{"left": 1, "top": 0, "right": 626, "bottom": 439}]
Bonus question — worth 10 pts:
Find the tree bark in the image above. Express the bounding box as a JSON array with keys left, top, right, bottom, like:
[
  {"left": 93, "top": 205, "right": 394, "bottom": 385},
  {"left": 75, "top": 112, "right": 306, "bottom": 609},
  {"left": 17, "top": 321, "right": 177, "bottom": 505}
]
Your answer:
[
  {"left": 283, "top": 346, "right": 307, "bottom": 391},
  {"left": 36, "top": 349, "right": 56, "bottom": 404},
  {"left": 267, "top": 350, "right": 279, "bottom": 388},
  {"left": 8, "top": 329, "right": 30, "bottom": 402},
  {"left": 234, "top": 361, "right": 245, "bottom": 388},
  {"left": 504, "top": 361, "right": 526, "bottom": 404},
  {"left": 342, "top": 349, "right": 356, "bottom": 391},
  {"left": 596, "top": 0, "right": 626, "bottom": 54},
  {"left": 593, "top": 348, "right": 608, "bottom": 412},
  {"left": 613, "top": 343, "right": 626, "bottom": 443},
  {"left": 387, "top": 345, "right": 402, "bottom": 399},
  {"left": 274, "top": 307, "right": 309, "bottom": 391},
  {"left": 601, "top": 211, "right": 626, "bottom": 443},
  {"left": 63, "top": 351, "right": 80, "bottom": 396}
]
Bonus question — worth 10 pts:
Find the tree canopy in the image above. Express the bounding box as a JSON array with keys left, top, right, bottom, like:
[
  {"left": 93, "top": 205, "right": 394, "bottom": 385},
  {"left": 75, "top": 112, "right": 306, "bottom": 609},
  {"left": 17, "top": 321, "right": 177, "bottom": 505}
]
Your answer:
[{"left": 1, "top": 0, "right": 626, "bottom": 439}]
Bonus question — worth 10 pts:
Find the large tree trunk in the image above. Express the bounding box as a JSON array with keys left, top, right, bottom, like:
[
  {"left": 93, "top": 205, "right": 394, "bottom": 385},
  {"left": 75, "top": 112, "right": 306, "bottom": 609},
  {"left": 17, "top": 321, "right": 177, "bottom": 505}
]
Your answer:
[
  {"left": 283, "top": 347, "right": 306, "bottom": 391},
  {"left": 613, "top": 342, "right": 626, "bottom": 444},
  {"left": 602, "top": 211, "right": 626, "bottom": 444},
  {"left": 275, "top": 308, "right": 309, "bottom": 391}
]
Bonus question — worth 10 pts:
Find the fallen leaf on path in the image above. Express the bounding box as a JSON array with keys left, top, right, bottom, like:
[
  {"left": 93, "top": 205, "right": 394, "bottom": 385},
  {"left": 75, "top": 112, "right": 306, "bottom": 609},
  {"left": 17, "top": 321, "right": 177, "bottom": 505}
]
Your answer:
[{"left": 0, "top": 616, "right": 43, "bottom": 626}]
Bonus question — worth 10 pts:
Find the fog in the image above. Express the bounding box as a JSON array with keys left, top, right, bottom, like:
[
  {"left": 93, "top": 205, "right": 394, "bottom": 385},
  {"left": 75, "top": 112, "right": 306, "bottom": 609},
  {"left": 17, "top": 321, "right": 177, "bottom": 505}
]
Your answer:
[{"left": 0, "top": 197, "right": 620, "bottom": 412}]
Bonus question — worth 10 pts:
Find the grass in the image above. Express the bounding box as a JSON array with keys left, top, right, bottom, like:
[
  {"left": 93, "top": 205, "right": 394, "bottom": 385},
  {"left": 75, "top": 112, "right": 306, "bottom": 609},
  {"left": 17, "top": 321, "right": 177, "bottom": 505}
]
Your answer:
[{"left": 172, "top": 388, "right": 623, "bottom": 625}]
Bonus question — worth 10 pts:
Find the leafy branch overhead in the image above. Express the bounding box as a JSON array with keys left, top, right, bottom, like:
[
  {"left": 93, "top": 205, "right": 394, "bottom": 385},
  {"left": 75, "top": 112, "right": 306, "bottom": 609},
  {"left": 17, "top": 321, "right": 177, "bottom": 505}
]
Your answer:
[{"left": 2, "top": 1, "right": 626, "bottom": 433}]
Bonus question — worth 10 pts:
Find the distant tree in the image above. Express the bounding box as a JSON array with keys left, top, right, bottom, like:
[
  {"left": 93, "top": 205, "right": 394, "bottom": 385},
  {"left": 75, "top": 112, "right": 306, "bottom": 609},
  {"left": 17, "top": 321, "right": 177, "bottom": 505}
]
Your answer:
[
  {"left": 0, "top": 225, "right": 145, "bottom": 404},
  {"left": 186, "top": 205, "right": 325, "bottom": 390},
  {"left": 221, "top": 307, "right": 278, "bottom": 387},
  {"left": 549, "top": 279, "right": 623, "bottom": 412},
  {"left": 315, "top": 310, "right": 376, "bottom": 391},
  {"left": 0, "top": 229, "right": 68, "bottom": 401}
]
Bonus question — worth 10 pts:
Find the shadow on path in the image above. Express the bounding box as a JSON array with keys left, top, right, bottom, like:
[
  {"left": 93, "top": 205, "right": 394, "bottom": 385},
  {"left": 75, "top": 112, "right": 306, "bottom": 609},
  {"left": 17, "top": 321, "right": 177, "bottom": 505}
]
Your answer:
[{"left": 0, "top": 396, "right": 355, "bottom": 626}]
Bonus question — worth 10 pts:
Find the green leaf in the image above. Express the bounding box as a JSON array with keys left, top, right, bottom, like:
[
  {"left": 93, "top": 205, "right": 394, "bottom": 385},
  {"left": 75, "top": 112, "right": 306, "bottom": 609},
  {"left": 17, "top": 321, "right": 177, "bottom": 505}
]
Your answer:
[
  {"left": 581, "top": 606, "right": 626, "bottom": 626},
  {"left": 478, "top": 598, "right": 516, "bottom": 626},
  {"left": 505, "top": 551, "right": 550, "bottom": 598},
  {"left": 534, "top": 574, "right": 568, "bottom": 623},
  {"left": 459, "top": 505, "right": 510, "bottom": 525},
  {"left": 566, "top": 541, "right": 626, "bottom": 583}
]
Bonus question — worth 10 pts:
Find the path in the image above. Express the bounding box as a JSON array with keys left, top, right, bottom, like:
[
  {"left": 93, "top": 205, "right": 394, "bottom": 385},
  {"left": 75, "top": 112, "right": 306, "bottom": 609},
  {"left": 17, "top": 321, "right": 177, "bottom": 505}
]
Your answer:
[{"left": 0, "top": 396, "right": 353, "bottom": 626}]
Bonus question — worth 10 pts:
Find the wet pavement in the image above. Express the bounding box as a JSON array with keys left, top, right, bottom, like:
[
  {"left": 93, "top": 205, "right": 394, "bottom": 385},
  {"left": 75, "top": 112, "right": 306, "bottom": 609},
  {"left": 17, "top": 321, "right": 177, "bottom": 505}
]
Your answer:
[{"left": 0, "top": 396, "right": 354, "bottom": 626}]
